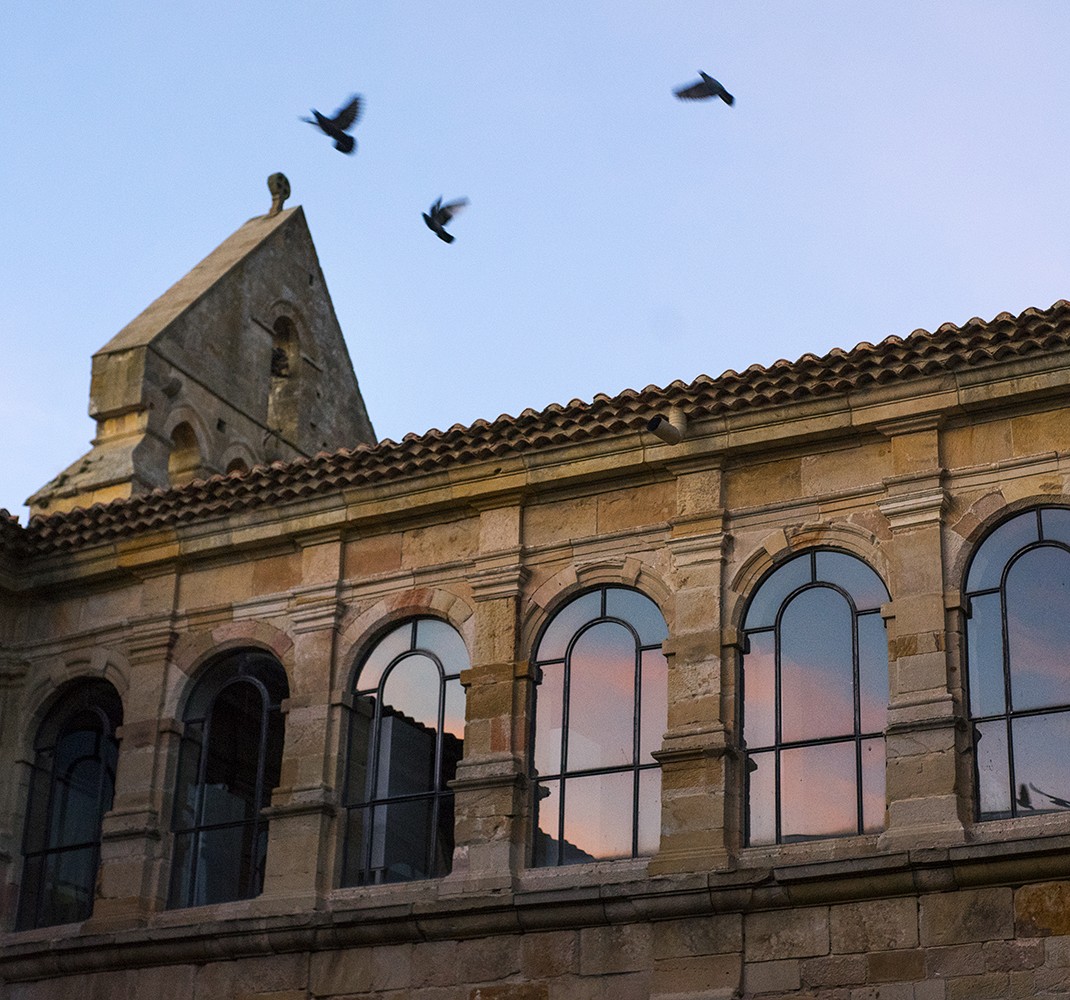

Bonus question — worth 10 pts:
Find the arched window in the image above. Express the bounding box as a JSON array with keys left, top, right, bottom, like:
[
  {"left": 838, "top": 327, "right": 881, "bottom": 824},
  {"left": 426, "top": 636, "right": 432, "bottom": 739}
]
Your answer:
[
  {"left": 167, "top": 422, "right": 203, "bottom": 487},
  {"left": 965, "top": 506, "right": 1070, "bottom": 820},
  {"left": 742, "top": 550, "right": 889, "bottom": 845},
  {"left": 17, "top": 679, "right": 122, "bottom": 930},
  {"left": 168, "top": 650, "right": 288, "bottom": 908},
  {"left": 530, "top": 586, "right": 668, "bottom": 866},
  {"left": 342, "top": 618, "right": 468, "bottom": 885}
]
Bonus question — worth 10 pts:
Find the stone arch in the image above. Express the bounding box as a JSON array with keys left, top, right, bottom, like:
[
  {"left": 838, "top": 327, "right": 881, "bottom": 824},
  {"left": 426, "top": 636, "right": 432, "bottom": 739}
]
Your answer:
[
  {"left": 523, "top": 557, "right": 673, "bottom": 654},
  {"left": 165, "top": 620, "right": 296, "bottom": 719},
  {"left": 727, "top": 520, "right": 888, "bottom": 633},
  {"left": 167, "top": 422, "right": 202, "bottom": 486},
  {"left": 220, "top": 440, "right": 256, "bottom": 476},
  {"left": 337, "top": 587, "right": 475, "bottom": 692}
]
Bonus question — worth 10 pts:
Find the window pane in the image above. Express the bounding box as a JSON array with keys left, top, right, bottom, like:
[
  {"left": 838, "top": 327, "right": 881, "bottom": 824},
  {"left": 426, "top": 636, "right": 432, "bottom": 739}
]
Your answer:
[
  {"left": 967, "top": 591, "right": 1006, "bottom": 717},
  {"left": 356, "top": 622, "right": 413, "bottom": 692},
  {"left": 50, "top": 757, "right": 104, "bottom": 847},
  {"left": 861, "top": 737, "right": 885, "bottom": 833},
  {"left": 566, "top": 622, "right": 637, "bottom": 771},
  {"left": 745, "top": 554, "right": 810, "bottom": 630},
  {"left": 780, "top": 742, "right": 857, "bottom": 841},
  {"left": 637, "top": 768, "right": 662, "bottom": 856},
  {"left": 533, "top": 661, "right": 564, "bottom": 777},
  {"left": 562, "top": 770, "right": 634, "bottom": 861},
  {"left": 203, "top": 683, "right": 264, "bottom": 826},
  {"left": 38, "top": 845, "right": 96, "bottom": 926},
  {"left": 346, "top": 696, "right": 376, "bottom": 804},
  {"left": 858, "top": 613, "right": 889, "bottom": 734},
  {"left": 743, "top": 631, "right": 776, "bottom": 749},
  {"left": 1041, "top": 507, "right": 1070, "bottom": 547},
  {"left": 815, "top": 551, "right": 888, "bottom": 611},
  {"left": 746, "top": 751, "right": 775, "bottom": 846},
  {"left": 639, "top": 648, "right": 668, "bottom": 761},
  {"left": 967, "top": 511, "right": 1039, "bottom": 593},
  {"left": 533, "top": 780, "right": 561, "bottom": 866},
  {"left": 975, "top": 720, "right": 1012, "bottom": 820},
  {"left": 1012, "top": 712, "right": 1070, "bottom": 814},
  {"left": 536, "top": 591, "right": 602, "bottom": 662},
  {"left": 382, "top": 654, "right": 441, "bottom": 732},
  {"left": 191, "top": 824, "right": 258, "bottom": 904},
  {"left": 442, "top": 676, "right": 466, "bottom": 741},
  {"left": 367, "top": 798, "right": 436, "bottom": 883},
  {"left": 1006, "top": 546, "right": 1070, "bottom": 712},
  {"left": 417, "top": 618, "right": 470, "bottom": 675},
  {"left": 605, "top": 588, "right": 668, "bottom": 646},
  {"left": 780, "top": 588, "right": 854, "bottom": 742},
  {"left": 376, "top": 703, "right": 438, "bottom": 798},
  {"left": 342, "top": 805, "right": 369, "bottom": 885}
]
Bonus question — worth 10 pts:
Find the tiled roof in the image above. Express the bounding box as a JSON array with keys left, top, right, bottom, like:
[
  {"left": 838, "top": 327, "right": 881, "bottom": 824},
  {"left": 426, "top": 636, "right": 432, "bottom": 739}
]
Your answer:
[{"left": 5, "top": 299, "right": 1070, "bottom": 558}]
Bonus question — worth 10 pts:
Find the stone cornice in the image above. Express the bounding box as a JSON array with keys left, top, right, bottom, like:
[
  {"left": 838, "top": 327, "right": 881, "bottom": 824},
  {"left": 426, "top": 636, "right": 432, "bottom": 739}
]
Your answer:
[{"left": 877, "top": 488, "right": 947, "bottom": 529}]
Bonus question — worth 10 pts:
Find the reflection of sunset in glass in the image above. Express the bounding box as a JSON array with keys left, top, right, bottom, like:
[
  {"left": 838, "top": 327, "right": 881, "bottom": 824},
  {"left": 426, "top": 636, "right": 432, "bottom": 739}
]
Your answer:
[
  {"left": 568, "top": 623, "right": 635, "bottom": 771},
  {"left": 1006, "top": 547, "right": 1070, "bottom": 711}
]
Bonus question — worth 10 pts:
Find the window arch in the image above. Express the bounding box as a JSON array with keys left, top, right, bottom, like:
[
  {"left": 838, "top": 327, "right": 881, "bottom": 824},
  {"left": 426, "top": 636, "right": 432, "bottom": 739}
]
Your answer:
[
  {"left": 17, "top": 679, "right": 122, "bottom": 930},
  {"left": 342, "top": 618, "right": 468, "bottom": 886},
  {"left": 167, "top": 649, "right": 288, "bottom": 908},
  {"left": 742, "top": 549, "right": 889, "bottom": 845},
  {"left": 530, "top": 585, "right": 668, "bottom": 866},
  {"left": 167, "top": 421, "right": 203, "bottom": 487},
  {"left": 965, "top": 506, "right": 1070, "bottom": 820}
]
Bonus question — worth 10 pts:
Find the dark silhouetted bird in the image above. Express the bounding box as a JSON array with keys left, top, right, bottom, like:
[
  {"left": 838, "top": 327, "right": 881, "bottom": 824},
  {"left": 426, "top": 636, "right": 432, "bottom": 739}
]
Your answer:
[
  {"left": 423, "top": 197, "right": 469, "bottom": 243},
  {"left": 302, "top": 94, "right": 363, "bottom": 154},
  {"left": 1029, "top": 783, "right": 1070, "bottom": 809},
  {"left": 674, "top": 71, "right": 734, "bottom": 106}
]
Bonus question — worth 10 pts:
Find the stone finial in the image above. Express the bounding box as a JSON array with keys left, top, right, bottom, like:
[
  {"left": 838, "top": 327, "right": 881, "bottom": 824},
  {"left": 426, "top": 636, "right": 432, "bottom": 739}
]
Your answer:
[{"left": 267, "top": 173, "right": 291, "bottom": 217}]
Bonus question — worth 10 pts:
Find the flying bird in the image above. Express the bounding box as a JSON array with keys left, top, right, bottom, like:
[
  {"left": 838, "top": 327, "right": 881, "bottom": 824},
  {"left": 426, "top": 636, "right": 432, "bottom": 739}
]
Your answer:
[
  {"left": 674, "top": 71, "right": 734, "bottom": 106},
  {"left": 301, "top": 94, "right": 363, "bottom": 154},
  {"left": 423, "top": 197, "right": 469, "bottom": 243}
]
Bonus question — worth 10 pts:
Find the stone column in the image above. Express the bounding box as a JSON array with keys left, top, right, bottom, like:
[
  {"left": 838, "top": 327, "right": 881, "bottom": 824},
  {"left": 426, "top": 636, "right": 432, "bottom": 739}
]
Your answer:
[
  {"left": 0, "top": 656, "right": 27, "bottom": 926},
  {"left": 877, "top": 420, "right": 966, "bottom": 849},
  {"left": 88, "top": 622, "right": 177, "bottom": 929},
  {"left": 650, "top": 461, "right": 735, "bottom": 874},
  {"left": 446, "top": 503, "right": 529, "bottom": 891}
]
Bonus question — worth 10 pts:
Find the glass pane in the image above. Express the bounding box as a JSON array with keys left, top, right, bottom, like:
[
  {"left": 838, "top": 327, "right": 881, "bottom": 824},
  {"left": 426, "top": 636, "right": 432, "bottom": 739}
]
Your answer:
[
  {"left": 639, "top": 648, "right": 668, "bottom": 761},
  {"left": 1012, "top": 712, "right": 1070, "bottom": 814},
  {"left": 341, "top": 805, "right": 369, "bottom": 886},
  {"left": 533, "top": 780, "right": 561, "bottom": 866},
  {"left": 382, "top": 653, "right": 441, "bottom": 731},
  {"left": 743, "top": 631, "right": 776, "bottom": 749},
  {"left": 605, "top": 588, "right": 668, "bottom": 646},
  {"left": 38, "top": 845, "right": 96, "bottom": 926},
  {"left": 975, "top": 720, "right": 1012, "bottom": 820},
  {"left": 1006, "top": 547, "right": 1070, "bottom": 712},
  {"left": 967, "top": 510, "right": 1039, "bottom": 593},
  {"left": 433, "top": 792, "right": 456, "bottom": 877},
  {"left": 376, "top": 706, "right": 438, "bottom": 799},
  {"left": 366, "top": 798, "right": 435, "bottom": 883},
  {"left": 262, "top": 708, "right": 285, "bottom": 806},
  {"left": 202, "top": 683, "right": 264, "bottom": 826},
  {"left": 1041, "top": 508, "right": 1070, "bottom": 547},
  {"left": 566, "top": 622, "right": 637, "bottom": 771},
  {"left": 50, "top": 757, "right": 104, "bottom": 847},
  {"left": 744, "top": 554, "right": 811, "bottom": 630},
  {"left": 190, "top": 823, "right": 258, "bottom": 905},
  {"left": 562, "top": 770, "right": 634, "bottom": 862},
  {"left": 746, "top": 751, "right": 775, "bottom": 846},
  {"left": 16, "top": 854, "right": 45, "bottom": 930},
  {"left": 417, "top": 619, "right": 470, "bottom": 676},
  {"left": 22, "top": 763, "right": 52, "bottom": 854},
  {"left": 781, "top": 742, "right": 857, "bottom": 841},
  {"left": 357, "top": 622, "right": 414, "bottom": 693},
  {"left": 442, "top": 676, "right": 466, "bottom": 741},
  {"left": 858, "top": 613, "right": 889, "bottom": 734},
  {"left": 533, "top": 661, "right": 564, "bottom": 777},
  {"left": 637, "top": 768, "right": 661, "bottom": 856},
  {"left": 537, "top": 591, "right": 602, "bottom": 662},
  {"left": 967, "top": 591, "right": 1006, "bottom": 717},
  {"left": 346, "top": 695, "right": 376, "bottom": 804},
  {"left": 861, "top": 737, "right": 885, "bottom": 833},
  {"left": 815, "top": 551, "right": 889, "bottom": 611},
  {"left": 780, "top": 588, "right": 855, "bottom": 743}
]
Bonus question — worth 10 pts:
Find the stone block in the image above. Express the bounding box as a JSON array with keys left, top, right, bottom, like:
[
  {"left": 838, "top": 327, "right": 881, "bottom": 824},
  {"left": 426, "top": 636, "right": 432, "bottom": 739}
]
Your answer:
[
  {"left": 402, "top": 517, "right": 478, "bottom": 568},
  {"left": 800, "top": 954, "right": 867, "bottom": 988},
  {"left": 413, "top": 940, "right": 466, "bottom": 987},
  {"left": 944, "top": 971, "right": 1009, "bottom": 1000},
  {"left": 1046, "top": 934, "right": 1070, "bottom": 967},
  {"left": 521, "top": 930, "right": 579, "bottom": 979},
  {"left": 652, "top": 913, "right": 742, "bottom": 958},
  {"left": 919, "top": 888, "right": 1013, "bottom": 946},
  {"left": 653, "top": 953, "right": 741, "bottom": 995},
  {"left": 579, "top": 923, "right": 652, "bottom": 976},
  {"left": 982, "top": 938, "right": 1043, "bottom": 971},
  {"left": 1035, "top": 964, "right": 1070, "bottom": 994},
  {"left": 597, "top": 482, "right": 674, "bottom": 533},
  {"left": 913, "top": 981, "right": 947, "bottom": 1000},
  {"left": 1015, "top": 881, "right": 1070, "bottom": 936},
  {"left": 309, "top": 943, "right": 414, "bottom": 995},
  {"left": 471, "top": 985, "right": 549, "bottom": 1000},
  {"left": 194, "top": 954, "right": 308, "bottom": 998},
  {"left": 743, "top": 958, "right": 800, "bottom": 994},
  {"left": 924, "top": 944, "right": 983, "bottom": 979},
  {"left": 867, "top": 949, "right": 925, "bottom": 983},
  {"left": 847, "top": 984, "right": 914, "bottom": 999},
  {"left": 547, "top": 971, "right": 651, "bottom": 1000},
  {"left": 459, "top": 934, "right": 522, "bottom": 984},
  {"left": 744, "top": 906, "right": 830, "bottom": 961},
  {"left": 830, "top": 898, "right": 919, "bottom": 953}
]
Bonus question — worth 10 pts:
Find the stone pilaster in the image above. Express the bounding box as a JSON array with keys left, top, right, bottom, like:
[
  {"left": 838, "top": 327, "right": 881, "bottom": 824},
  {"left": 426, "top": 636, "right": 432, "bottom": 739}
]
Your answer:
[
  {"left": 0, "top": 656, "right": 27, "bottom": 927},
  {"left": 877, "top": 421, "right": 966, "bottom": 849},
  {"left": 649, "top": 463, "right": 734, "bottom": 874}
]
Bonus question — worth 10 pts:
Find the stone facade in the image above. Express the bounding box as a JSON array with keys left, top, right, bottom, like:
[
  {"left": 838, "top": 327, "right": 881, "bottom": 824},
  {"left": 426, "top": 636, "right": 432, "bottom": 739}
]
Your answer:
[{"left": 4, "top": 206, "right": 1070, "bottom": 998}]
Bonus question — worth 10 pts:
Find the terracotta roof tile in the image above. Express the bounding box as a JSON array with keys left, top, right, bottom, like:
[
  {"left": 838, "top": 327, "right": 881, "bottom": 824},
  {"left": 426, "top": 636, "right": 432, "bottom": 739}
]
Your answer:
[{"left": 8, "top": 298, "right": 1070, "bottom": 557}]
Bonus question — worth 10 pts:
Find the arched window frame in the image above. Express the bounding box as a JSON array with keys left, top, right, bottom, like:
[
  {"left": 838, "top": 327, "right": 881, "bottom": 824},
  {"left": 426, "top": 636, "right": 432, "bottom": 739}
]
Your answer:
[
  {"left": 964, "top": 505, "right": 1070, "bottom": 821},
  {"left": 341, "top": 617, "right": 468, "bottom": 886},
  {"left": 167, "top": 649, "right": 288, "bottom": 909},
  {"left": 741, "top": 548, "right": 890, "bottom": 846},
  {"left": 529, "top": 584, "right": 669, "bottom": 867},
  {"left": 17, "top": 679, "right": 122, "bottom": 930}
]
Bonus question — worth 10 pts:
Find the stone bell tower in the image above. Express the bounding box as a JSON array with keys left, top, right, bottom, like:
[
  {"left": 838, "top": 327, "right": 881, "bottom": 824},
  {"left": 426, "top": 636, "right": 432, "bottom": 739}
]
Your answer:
[{"left": 28, "top": 176, "right": 376, "bottom": 516}]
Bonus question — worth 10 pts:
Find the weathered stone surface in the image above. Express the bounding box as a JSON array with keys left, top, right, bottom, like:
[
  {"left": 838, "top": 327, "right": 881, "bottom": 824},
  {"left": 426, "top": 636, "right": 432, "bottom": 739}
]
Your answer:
[
  {"left": 919, "top": 888, "right": 1014, "bottom": 946},
  {"left": 830, "top": 898, "right": 919, "bottom": 953},
  {"left": 800, "top": 953, "right": 867, "bottom": 988},
  {"left": 866, "top": 949, "right": 925, "bottom": 983},
  {"left": 579, "top": 923, "right": 652, "bottom": 976},
  {"left": 742, "top": 958, "right": 800, "bottom": 994},
  {"left": 1015, "top": 881, "right": 1070, "bottom": 937},
  {"left": 309, "top": 944, "right": 414, "bottom": 995}
]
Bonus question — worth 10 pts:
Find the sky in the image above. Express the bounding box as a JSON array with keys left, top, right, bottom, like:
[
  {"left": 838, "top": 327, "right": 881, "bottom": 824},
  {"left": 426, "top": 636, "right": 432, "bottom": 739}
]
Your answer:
[{"left": 3, "top": 3, "right": 1070, "bottom": 521}]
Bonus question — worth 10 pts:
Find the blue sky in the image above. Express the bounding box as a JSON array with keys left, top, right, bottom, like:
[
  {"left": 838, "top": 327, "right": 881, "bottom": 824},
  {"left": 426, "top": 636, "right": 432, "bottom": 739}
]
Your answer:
[{"left": 3, "top": 3, "right": 1070, "bottom": 519}]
